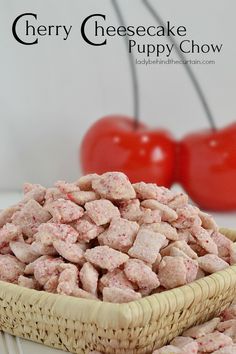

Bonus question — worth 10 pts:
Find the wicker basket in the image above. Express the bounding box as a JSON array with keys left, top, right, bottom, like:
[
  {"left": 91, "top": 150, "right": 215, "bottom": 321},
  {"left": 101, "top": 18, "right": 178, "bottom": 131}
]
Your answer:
[{"left": 0, "top": 229, "right": 236, "bottom": 354}]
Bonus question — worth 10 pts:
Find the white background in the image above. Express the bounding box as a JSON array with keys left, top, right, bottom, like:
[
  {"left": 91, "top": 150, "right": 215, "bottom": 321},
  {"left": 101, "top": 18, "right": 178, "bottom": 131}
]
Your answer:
[{"left": 0, "top": 0, "right": 236, "bottom": 191}]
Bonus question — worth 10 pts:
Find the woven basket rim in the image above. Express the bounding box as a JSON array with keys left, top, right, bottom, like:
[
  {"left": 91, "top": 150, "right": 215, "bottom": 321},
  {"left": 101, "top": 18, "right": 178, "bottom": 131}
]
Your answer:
[{"left": 0, "top": 228, "right": 235, "bottom": 330}]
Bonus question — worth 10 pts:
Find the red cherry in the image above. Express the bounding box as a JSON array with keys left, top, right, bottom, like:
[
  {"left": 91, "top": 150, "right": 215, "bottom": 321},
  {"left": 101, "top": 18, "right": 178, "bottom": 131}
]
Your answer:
[
  {"left": 80, "top": 116, "right": 176, "bottom": 187},
  {"left": 178, "top": 122, "right": 236, "bottom": 211}
]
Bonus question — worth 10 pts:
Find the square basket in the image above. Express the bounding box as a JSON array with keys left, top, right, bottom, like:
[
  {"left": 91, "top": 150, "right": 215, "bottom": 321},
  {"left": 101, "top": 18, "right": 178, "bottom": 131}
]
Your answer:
[{"left": 0, "top": 228, "right": 236, "bottom": 354}]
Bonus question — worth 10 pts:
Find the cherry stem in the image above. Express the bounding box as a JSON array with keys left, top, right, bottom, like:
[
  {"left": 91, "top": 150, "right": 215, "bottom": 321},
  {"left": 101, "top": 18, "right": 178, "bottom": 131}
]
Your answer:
[
  {"left": 143, "top": 0, "right": 217, "bottom": 131},
  {"left": 112, "top": 0, "right": 140, "bottom": 129}
]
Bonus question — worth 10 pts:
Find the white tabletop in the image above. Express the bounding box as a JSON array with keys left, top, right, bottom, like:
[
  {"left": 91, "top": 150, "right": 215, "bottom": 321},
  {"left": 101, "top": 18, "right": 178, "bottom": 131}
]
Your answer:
[{"left": 0, "top": 191, "right": 235, "bottom": 354}]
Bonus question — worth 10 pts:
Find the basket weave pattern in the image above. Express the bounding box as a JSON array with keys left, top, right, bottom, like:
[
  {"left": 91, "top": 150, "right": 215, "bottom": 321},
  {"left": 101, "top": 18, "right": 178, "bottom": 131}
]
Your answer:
[{"left": 0, "top": 229, "right": 235, "bottom": 354}]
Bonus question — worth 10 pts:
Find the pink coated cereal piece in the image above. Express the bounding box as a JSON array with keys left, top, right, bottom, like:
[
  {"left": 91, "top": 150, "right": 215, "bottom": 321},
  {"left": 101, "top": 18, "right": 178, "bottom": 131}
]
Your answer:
[
  {"left": 80, "top": 262, "right": 99, "bottom": 296},
  {"left": 24, "top": 255, "right": 50, "bottom": 275},
  {"left": 92, "top": 172, "right": 136, "bottom": 200},
  {"left": 85, "top": 246, "right": 129, "bottom": 272},
  {"left": 36, "top": 223, "right": 78, "bottom": 245},
  {"left": 139, "top": 208, "right": 161, "bottom": 224},
  {"left": 18, "top": 275, "right": 39, "bottom": 289},
  {"left": 221, "top": 305, "right": 236, "bottom": 321},
  {"left": 33, "top": 256, "right": 64, "bottom": 288},
  {"left": 57, "top": 263, "right": 79, "bottom": 296},
  {"left": 54, "top": 180, "right": 80, "bottom": 194},
  {"left": 85, "top": 199, "right": 120, "bottom": 226},
  {"left": 101, "top": 217, "right": 139, "bottom": 252},
  {"left": 212, "top": 346, "right": 236, "bottom": 354},
  {"left": 211, "top": 231, "right": 233, "bottom": 259},
  {"left": 12, "top": 200, "right": 51, "bottom": 237},
  {"left": 178, "top": 230, "right": 192, "bottom": 243},
  {"left": 72, "top": 287, "right": 97, "bottom": 300},
  {"left": 183, "top": 317, "right": 221, "bottom": 338},
  {"left": 191, "top": 226, "right": 218, "bottom": 255},
  {"left": 230, "top": 243, "right": 236, "bottom": 265},
  {"left": 76, "top": 174, "right": 100, "bottom": 191},
  {"left": 0, "top": 205, "right": 20, "bottom": 228},
  {"left": 152, "top": 253, "right": 162, "bottom": 273},
  {"left": 67, "top": 191, "right": 98, "bottom": 206},
  {"left": 172, "top": 205, "right": 201, "bottom": 230},
  {"left": 141, "top": 200, "right": 178, "bottom": 222},
  {"left": 196, "top": 331, "right": 233, "bottom": 352},
  {"left": 0, "top": 223, "right": 22, "bottom": 249},
  {"left": 9, "top": 241, "right": 38, "bottom": 263},
  {"left": 99, "top": 269, "right": 134, "bottom": 292},
  {"left": 142, "top": 222, "right": 178, "bottom": 241},
  {"left": 158, "top": 256, "right": 187, "bottom": 289},
  {"left": 168, "top": 193, "right": 189, "bottom": 209},
  {"left": 168, "top": 248, "right": 198, "bottom": 283},
  {"left": 132, "top": 182, "right": 175, "bottom": 203},
  {"left": 44, "top": 187, "right": 65, "bottom": 206},
  {"left": 124, "top": 259, "right": 160, "bottom": 290},
  {"left": 119, "top": 199, "right": 142, "bottom": 221},
  {"left": 103, "top": 286, "right": 141, "bottom": 303},
  {"left": 198, "top": 210, "right": 219, "bottom": 231},
  {"left": 46, "top": 199, "right": 84, "bottom": 223},
  {"left": 198, "top": 254, "right": 229, "bottom": 274},
  {"left": 22, "top": 183, "right": 46, "bottom": 204},
  {"left": 128, "top": 228, "right": 166, "bottom": 264},
  {"left": 53, "top": 240, "right": 85, "bottom": 264},
  {"left": 171, "top": 337, "right": 198, "bottom": 353},
  {"left": 73, "top": 215, "right": 104, "bottom": 243},
  {"left": 161, "top": 240, "right": 198, "bottom": 259},
  {"left": 30, "top": 240, "right": 57, "bottom": 256},
  {"left": 218, "top": 319, "right": 236, "bottom": 336},
  {"left": 170, "top": 336, "right": 194, "bottom": 347},
  {"left": 153, "top": 345, "right": 182, "bottom": 353},
  {"left": 0, "top": 255, "right": 25, "bottom": 283}
]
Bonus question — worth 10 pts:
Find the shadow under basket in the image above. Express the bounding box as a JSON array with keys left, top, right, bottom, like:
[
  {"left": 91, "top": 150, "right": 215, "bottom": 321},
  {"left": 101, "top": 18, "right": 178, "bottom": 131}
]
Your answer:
[{"left": 0, "top": 228, "right": 236, "bottom": 354}]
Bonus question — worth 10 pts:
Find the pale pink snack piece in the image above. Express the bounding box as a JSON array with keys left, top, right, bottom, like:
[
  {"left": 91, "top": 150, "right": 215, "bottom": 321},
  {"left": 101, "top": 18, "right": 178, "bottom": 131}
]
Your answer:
[
  {"left": 44, "top": 187, "right": 65, "bottom": 206},
  {"left": 133, "top": 182, "right": 175, "bottom": 203},
  {"left": 85, "top": 246, "right": 129, "bottom": 272},
  {"left": 153, "top": 345, "right": 182, "bottom": 353},
  {"left": 128, "top": 229, "right": 166, "bottom": 264},
  {"left": 230, "top": 243, "right": 236, "bottom": 265},
  {"left": 141, "top": 200, "right": 178, "bottom": 222},
  {"left": 0, "top": 223, "right": 22, "bottom": 249},
  {"left": 22, "top": 183, "right": 46, "bottom": 204},
  {"left": 9, "top": 241, "right": 38, "bottom": 263},
  {"left": 102, "top": 217, "right": 139, "bottom": 252},
  {"left": 53, "top": 240, "right": 85, "bottom": 264},
  {"left": 103, "top": 286, "right": 141, "bottom": 303},
  {"left": 161, "top": 240, "right": 198, "bottom": 259},
  {"left": 191, "top": 226, "right": 218, "bottom": 255},
  {"left": 152, "top": 253, "right": 162, "bottom": 273},
  {"left": 171, "top": 337, "right": 198, "bottom": 353},
  {"left": 73, "top": 215, "right": 104, "bottom": 243},
  {"left": 139, "top": 208, "right": 161, "bottom": 224},
  {"left": 124, "top": 259, "right": 160, "bottom": 291},
  {"left": 158, "top": 256, "right": 187, "bottom": 289},
  {"left": 211, "top": 231, "right": 233, "bottom": 258},
  {"left": 168, "top": 193, "right": 189, "bottom": 209},
  {"left": 24, "top": 255, "right": 50, "bottom": 275},
  {"left": 45, "top": 199, "right": 84, "bottom": 223},
  {"left": 80, "top": 262, "right": 99, "bottom": 296},
  {"left": 0, "top": 255, "right": 25, "bottom": 283},
  {"left": 54, "top": 180, "right": 80, "bottom": 194},
  {"left": 178, "top": 230, "right": 192, "bottom": 243},
  {"left": 18, "top": 275, "right": 38, "bottom": 289},
  {"left": 92, "top": 172, "right": 136, "bottom": 200},
  {"left": 12, "top": 200, "right": 51, "bottom": 237},
  {"left": 168, "top": 249, "right": 198, "bottom": 283},
  {"left": 99, "top": 269, "right": 134, "bottom": 292},
  {"left": 119, "top": 199, "right": 142, "bottom": 221},
  {"left": 57, "top": 263, "right": 79, "bottom": 296},
  {"left": 196, "top": 331, "right": 233, "bottom": 352},
  {"left": 72, "top": 287, "right": 97, "bottom": 300},
  {"left": 142, "top": 222, "right": 178, "bottom": 241},
  {"left": 85, "top": 199, "right": 120, "bottom": 226},
  {"left": 67, "top": 191, "right": 98, "bottom": 206},
  {"left": 198, "top": 211, "right": 219, "bottom": 231},
  {"left": 221, "top": 305, "right": 236, "bottom": 321},
  {"left": 212, "top": 345, "right": 236, "bottom": 354},
  {"left": 198, "top": 254, "right": 229, "bottom": 274},
  {"left": 0, "top": 205, "right": 20, "bottom": 228},
  {"left": 75, "top": 174, "right": 100, "bottom": 191},
  {"left": 34, "top": 256, "right": 64, "bottom": 289},
  {"left": 170, "top": 336, "right": 194, "bottom": 347},
  {"left": 218, "top": 319, "right": 236, "bottom": 332},
  {"left": 172, "top": 205, "right": 201, "bottom": 229},
  {"left": 183, "top": 317, "right": 221, "bottom": 338},
  {"left": 30, "top": 241, "right": 57, "bottom": 256},
  {"left": 36, "top": 223, "right": 78, "bottom": 245}
]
